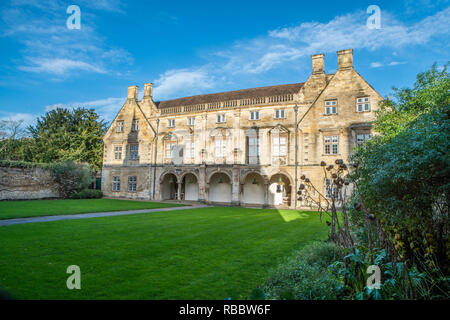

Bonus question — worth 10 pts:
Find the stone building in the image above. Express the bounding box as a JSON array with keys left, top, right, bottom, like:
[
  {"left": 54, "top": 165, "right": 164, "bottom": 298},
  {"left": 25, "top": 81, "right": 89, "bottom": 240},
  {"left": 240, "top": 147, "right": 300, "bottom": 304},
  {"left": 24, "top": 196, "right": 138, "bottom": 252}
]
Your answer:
[{"left": 102, "top": 49, "right": 383, "bottom": 208}]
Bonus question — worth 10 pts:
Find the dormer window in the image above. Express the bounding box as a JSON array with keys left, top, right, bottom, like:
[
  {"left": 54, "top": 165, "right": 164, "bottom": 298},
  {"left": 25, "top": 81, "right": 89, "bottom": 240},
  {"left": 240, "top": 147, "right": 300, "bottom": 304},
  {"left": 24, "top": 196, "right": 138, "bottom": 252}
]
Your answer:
[
  {"left": 131, "top": 119, "right": 139, "bottom": 131},
  {"left": 116, "top": 120, "right": 124, "bottom": 133},
  {"left": 325, "top": 100, "right": 337, "bottom": 115},
  {"left": 250, "top": 111, "right": 260, "bottom": 120},
  {"left": 217, "top": 114, "right": 226, "bottom": 123},
  {"left": 168, "top": 119, "right": 175, "bottom": 128},
  {"left": 357, "top": 97, "right": 370, "bottom": 112}
]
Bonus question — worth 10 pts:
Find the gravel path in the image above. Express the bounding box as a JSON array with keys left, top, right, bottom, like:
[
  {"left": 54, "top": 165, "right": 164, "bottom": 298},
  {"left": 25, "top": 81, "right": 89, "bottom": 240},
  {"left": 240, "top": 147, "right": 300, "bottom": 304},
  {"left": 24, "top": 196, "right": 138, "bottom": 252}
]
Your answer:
[{"left": 0, "top": 205, "right": 209, "bottom": 227}]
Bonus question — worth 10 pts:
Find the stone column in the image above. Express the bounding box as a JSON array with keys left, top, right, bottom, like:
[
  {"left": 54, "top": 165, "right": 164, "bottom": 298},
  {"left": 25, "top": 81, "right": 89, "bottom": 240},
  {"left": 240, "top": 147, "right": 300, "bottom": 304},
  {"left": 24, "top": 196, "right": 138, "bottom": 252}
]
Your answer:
[
  {"left": 198, "top": 164, "right": 206, "bottom": 203},
  {"left": 263, "top": 181, "right": 269, "bottom": 208},
  {"left": 177, "top": 181, "right": 182, "bottom": 201},
  {"left": 231, "top": 165, "right": 240, "bottom": 206}
]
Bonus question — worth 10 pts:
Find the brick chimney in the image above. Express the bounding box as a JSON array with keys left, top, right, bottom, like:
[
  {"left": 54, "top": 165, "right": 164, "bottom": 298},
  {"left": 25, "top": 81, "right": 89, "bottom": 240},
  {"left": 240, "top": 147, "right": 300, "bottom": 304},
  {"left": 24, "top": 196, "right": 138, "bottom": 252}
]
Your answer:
[
  {"left": 127, "top": 85, "right": 138, "bottom": 100},
  {"left": 337, "top": 49, "right": 353, "bottom": 70},
  {"left": 144, "top": 83, "right": 153, "bottom": 99},
  {"left": 312, "top": 53, "right": 325, "bottom": 74}
]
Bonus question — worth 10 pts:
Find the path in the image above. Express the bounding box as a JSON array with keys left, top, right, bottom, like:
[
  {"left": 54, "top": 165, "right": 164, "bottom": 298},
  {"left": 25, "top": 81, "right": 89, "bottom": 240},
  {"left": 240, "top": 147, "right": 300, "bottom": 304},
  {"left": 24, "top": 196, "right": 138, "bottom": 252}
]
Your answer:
[{"left": 0, "top": 205, "right": 209, "bottom": 227}]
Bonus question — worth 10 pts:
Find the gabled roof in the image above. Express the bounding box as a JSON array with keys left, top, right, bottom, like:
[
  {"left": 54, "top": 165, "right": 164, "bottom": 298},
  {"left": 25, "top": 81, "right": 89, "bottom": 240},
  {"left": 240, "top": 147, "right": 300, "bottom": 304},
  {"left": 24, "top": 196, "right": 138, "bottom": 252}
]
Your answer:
[{"left": 155, "top": 82, "right": 305, "bottom": 109}]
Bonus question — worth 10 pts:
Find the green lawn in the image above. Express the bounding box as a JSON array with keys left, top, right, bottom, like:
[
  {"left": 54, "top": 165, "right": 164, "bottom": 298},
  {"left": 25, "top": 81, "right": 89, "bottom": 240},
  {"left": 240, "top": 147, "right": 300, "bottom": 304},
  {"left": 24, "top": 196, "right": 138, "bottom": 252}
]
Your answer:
[
  {"left": 0, "top": 207, "right": 329, "bottom": 300},
  {"left": 0, "top": 199, "right": 183, "bottom": 220}
]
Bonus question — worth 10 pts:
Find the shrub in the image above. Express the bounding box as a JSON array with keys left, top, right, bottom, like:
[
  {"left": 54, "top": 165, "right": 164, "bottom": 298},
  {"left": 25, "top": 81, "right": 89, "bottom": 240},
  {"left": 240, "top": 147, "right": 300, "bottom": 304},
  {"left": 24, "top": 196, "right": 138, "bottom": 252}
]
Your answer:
[
  {"left": 261, "top": 242, "right": 344, "bottom": 300},
  {"left": 51, "top": 160, "right": 94, "bottom": 198},
  {"left": 71, "top": 189, "right": 103, "bottom": 199}
]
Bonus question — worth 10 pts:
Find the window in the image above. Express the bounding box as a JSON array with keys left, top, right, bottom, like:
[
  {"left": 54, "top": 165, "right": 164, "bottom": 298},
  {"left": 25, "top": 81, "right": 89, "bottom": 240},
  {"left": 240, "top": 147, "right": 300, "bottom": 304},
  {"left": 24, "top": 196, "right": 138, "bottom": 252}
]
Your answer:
[
  {"left": 130, "top": 144, "right": 139, "bottom": 160},
  {"left": 272, "top": 136, "right": 287, "bottom": 157},
  {"left": 128, "top": 176, "right": 137, "bottom": 192},
  {"left": 185, "top": 141, "right": 195, "bottom": 158},
  {"left": 215, "top": 137, "right": 226, "bottom": 157},
  {"left": 356, "top": 133, "right": 372, "bottom": 145},
  {"left": 168, "top": 119, "right": 175, "bottom": 128},
  {"left": 247, "top": 136, "right": 260, "bottom": 164},
  {"left": 325, "top": 178, "right": 341, "bottom": 200},
  {"left": 132, "top": 119, "right": 139, "bottom": 131},
  {"left": 357, "top": 97, "right": 370, "bottom": 112},
  {"left": 112, "top": 176, "right": 120, "bottom": 191},
  {"left": 324, "top": 135, "right": 339, "bottom": 155},
  {"left": 325, "top": 100, "right": 337, "bottom": 115},
  {"left": 217, "top": 114, "right": 226, "bottom": 123},
  {"left": 250, "top": 111, "right": 260, "bottom": 120},
  {"left": 275, "top": 109, "right": 285, "bottom": 119},
  {"left": 114, "top": 146, "right": 122, "bottom": 160},
  {"left": 165, "top": 142, "right": 175, "bottom": 158},
  {"left": 116, "top": 120, "right": 124, "bottom": 133},
  {"left": 187, "top": 117, "right": 195, "bottom": 126}
]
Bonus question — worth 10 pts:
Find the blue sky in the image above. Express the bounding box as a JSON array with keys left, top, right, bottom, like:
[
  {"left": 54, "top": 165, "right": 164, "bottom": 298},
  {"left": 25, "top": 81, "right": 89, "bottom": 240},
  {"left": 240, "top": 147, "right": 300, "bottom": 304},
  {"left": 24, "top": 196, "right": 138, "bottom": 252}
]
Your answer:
[{"left": 0, "top": 0, "right": 448, "bottom": 126}]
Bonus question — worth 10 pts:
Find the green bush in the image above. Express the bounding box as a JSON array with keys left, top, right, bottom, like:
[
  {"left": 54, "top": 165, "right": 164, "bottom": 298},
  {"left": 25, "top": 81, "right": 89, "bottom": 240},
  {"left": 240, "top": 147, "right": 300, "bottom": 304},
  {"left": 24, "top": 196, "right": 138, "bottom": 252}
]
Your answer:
[
  {"left": 71, "top": 189, "right": 103, "bottom": 199},
  {"left": 261, "top": 242, "right": 344, "bottom": 300},
  {"left": 51, "top": 160, "right": 94, "bottom": 199}
]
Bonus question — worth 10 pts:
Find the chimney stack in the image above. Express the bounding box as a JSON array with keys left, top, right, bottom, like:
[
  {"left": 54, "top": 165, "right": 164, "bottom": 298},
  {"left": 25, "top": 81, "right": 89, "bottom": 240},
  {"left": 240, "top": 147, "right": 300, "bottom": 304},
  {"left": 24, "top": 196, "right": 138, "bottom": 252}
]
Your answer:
[
  {"left": 312, "top": 53, "right": 325, "bottom": 74},
  {"left": 337, "top": 49, "right": 353, "bottom": 70},
  {"left": 127, "top": 85, "right": 138, "bottom": 100},
  {"left": 144, "top": 83, "right": 153, "bottom": 99}
]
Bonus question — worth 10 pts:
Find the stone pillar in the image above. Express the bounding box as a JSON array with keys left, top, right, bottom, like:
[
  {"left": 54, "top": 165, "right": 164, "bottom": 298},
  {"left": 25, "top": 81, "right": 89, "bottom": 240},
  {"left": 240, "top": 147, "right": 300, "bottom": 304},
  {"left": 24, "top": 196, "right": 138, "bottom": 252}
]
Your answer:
[
  {"left": 231, "top": 165, "right": 240, "bottom": 206},
  {"left": 198, "top": 164, "right": 207, "bottom": 203},
  {"left": 263, "top": 182, "right": 269, "bottom": 208},
  {"left": 177, "top": 181, "right": 182, "bottom": 201}
]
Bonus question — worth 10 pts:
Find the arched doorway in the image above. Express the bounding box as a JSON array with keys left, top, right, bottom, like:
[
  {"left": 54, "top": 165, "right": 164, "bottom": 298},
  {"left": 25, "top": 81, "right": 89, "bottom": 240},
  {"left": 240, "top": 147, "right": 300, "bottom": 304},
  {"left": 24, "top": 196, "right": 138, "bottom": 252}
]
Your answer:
[
  {"left": 269, "top": 173, "right": 291, "bottom": 206},
  {"left": 182, "top": 173, "right": 199, "bottom": 201},
  {"left": 242, "top": 172, "right": 265, "bottom": 205},
  {"left": 160, "top": 173, "right": 178, "bottom": 200},
  {"left": 208, "top": 172, "right": 232, "bottom": 203}
]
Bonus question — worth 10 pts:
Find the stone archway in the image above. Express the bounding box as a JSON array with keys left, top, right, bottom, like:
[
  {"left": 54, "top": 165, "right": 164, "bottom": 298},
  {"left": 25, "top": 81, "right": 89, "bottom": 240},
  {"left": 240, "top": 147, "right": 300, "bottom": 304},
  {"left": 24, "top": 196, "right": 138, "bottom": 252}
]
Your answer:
[
  {"left": 268, "top": 173, "right": 292, "bottom": 206},
  {"left": 208, "top": 172, "right": 232, "bottom": 203},
  {"left": 242, "top": 172, "right": 265, "bottom": 205},
  {"left": 160, "top": 172, "right": 178, "bottom": 200},
  {"left": 181, "top": 172, "right": 199, "bottom": 201}
]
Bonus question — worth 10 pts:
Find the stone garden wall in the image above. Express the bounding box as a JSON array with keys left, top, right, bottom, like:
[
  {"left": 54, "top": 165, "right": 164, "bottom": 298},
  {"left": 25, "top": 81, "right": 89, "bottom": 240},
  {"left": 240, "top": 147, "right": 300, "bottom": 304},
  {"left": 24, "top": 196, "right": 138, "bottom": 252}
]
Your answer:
[{"left": 0, "top": 166, "right": 60, "bottom": 200}]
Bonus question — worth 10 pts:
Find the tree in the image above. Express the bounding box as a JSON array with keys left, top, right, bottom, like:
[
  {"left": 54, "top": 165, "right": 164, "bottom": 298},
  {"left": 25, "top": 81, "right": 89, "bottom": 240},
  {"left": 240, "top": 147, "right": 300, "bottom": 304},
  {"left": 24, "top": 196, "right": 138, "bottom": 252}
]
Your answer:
[
  {"left": 351, "top": 63, "right": 449, "bottom": 275},
  {"left": 28, "top": 107, "right": 107, "bottom": 170},
  {"left": 0, "top": 119, "right": 35, "bottom": 162}
]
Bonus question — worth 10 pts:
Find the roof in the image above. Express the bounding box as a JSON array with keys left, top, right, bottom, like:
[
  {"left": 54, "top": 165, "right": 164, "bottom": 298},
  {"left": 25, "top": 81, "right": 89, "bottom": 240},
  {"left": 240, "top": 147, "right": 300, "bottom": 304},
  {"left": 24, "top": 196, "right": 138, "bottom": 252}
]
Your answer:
[{"left": 155, "top": 82, "right": 305, "bottom": 109}]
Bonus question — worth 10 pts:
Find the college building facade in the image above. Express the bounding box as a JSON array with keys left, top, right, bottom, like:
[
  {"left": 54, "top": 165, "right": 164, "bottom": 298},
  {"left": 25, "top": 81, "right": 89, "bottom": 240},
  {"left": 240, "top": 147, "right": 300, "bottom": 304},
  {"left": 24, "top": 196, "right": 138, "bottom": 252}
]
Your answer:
[{"left": 101, "top": 49, "right": 383, "bottom": 208}]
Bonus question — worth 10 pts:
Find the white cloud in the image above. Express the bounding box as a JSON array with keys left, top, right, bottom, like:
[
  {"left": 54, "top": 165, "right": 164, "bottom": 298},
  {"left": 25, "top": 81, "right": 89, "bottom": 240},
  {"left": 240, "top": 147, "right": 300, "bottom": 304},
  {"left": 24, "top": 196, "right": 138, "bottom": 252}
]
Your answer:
[
  {"left": 0, "top": 111, "right": 39, "bottom": 128},
  {"left": 1, "top": 0, "right": 132, "bottom": 77},
  {"left": 153, "top": 68, "right": 216, "bottom": 100},
  {"left": 219, "top": 8, "right": 450, "bottom": 74},
  {"left": 45, "top": 97, "right": 125, "bottom": 122},
  {"left": 370, "top": 62, "right": 384, "bottom": 68},
  {"left": 19, "top": 58, "right": 106, "bottom": 75},
  {"left": 370, "top": 61, "right": 407, "bottom": 68}
]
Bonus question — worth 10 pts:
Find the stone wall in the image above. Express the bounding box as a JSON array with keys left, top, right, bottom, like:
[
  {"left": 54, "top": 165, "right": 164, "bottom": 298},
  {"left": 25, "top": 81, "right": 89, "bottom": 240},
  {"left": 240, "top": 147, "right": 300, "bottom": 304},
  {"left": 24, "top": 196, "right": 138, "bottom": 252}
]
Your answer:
[{"left": 0, "top": 166, "right": 60, "bottom": 200}]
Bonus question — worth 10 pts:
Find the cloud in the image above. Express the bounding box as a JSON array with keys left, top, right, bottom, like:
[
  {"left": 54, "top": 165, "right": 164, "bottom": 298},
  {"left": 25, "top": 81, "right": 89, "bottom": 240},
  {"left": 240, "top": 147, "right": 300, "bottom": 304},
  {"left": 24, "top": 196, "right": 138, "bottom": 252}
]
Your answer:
[
  {"left": 153, "top": 68, "right": 216, "bottom": 100},
  {"left": 219, "top": 7, "right": 450, "bottom": 74},
  {"left": 370, "top": 62, "right": 384, "bottom": 68},
  {"left": 19, "top": 58, "right": 106, "bottom": 75},
  {"left": 0, "top": 111, "right": 40, "bottom": 128},
  {"left": 146, "top": 7, "right": 449, "bottom": 100},
  {"left": 370, "top": 61, "right": 407, "bottom": 68},
  {"left": 0, "top": 0, "right": 132, "bottom": 77},
  {"left": 45, "top": 97, "right": 125, "bottom": 122}
]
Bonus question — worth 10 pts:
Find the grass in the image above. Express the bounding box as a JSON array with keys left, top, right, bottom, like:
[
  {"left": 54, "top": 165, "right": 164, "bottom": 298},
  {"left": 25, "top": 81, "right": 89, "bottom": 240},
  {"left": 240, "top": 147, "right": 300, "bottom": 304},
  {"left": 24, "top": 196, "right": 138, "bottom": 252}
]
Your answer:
[
  {"left": 0, "top": 199, "right": 183, "bottom": 220},
  {"left": 0, "top": 207, "right": 329, "bottom": 299}
]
